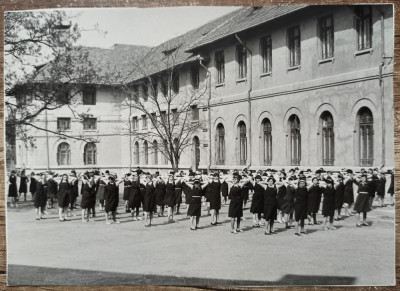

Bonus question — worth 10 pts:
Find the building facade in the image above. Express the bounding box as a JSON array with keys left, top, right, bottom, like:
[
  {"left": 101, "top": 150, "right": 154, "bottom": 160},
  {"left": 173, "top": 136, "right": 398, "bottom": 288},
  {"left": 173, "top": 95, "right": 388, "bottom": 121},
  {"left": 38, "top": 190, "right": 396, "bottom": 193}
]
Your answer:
[{"left": 14, "top": 5, "right": 394, "bottom": 175}]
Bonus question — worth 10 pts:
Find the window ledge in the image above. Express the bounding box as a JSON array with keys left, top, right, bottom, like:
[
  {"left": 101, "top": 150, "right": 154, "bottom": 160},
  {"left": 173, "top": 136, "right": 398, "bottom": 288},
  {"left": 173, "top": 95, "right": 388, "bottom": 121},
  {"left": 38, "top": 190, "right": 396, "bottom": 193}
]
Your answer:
[
  {"left": 83, "top": 130, "right": 98, "bottom": 132},
  {"left": 287, "top": 65, "right": 301, "bottom": 72},
  {"left": 260, "top": 72, "right": 272, "bottom": 77},
  {"left": 354, "top": 48, "right": 373, "bottom": 56},
  {"left": 57, "top": 129, "right": 72, "bottom": 132},
  {"left": 318, "top": 57, "right": 334, "bottom": 64},
  {"left": 215, "top": 83, "right": 225, "bottom": 88},
  {"left": 236, "top": 78, "right": 247, "bottom": 84}
]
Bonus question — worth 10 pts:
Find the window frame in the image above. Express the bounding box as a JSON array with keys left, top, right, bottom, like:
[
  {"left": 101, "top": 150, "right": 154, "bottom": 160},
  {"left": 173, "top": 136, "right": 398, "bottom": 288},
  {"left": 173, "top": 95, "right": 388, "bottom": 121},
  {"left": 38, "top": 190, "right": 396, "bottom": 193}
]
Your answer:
[
  {"left": 190, "top": 65, "right": 200, "bottom": 89},
  {"left": 82, "top": 85, "right": 96, "bottom": 105},
  {"left": 318, "top": 15, "right": 334, "bottom": 60},
  {"left": 260, "top": 35, "right": 272, "bottom": 74},
  {"left": 215, "top": 50, "right": 225, "bottom": 85},
  {"left": 287, "top": 26, "right": 301, "bottom": 68},
  {"left": 57, "top": 142, "right": 71, "bottom": 166},
  {"left": 262, "top": 119, "right": 272, "bottom": 166},
  {"left": 57, "top": 117, "right": 71, "bottom": 131},
  {"left": 83, "top": 117, "right": 97, "bottom": 130},
  {"left": 236, "top": 44, "right": 247, "bottom": 80},
  {"left": 84, "top": 142, "right": 97, "bottom": 165},
  {"left": 320, "top": 112, "right": 335, "bottom": 166},
  {"left": 355, "top": 6, "right": 373, "bottom": 51}
]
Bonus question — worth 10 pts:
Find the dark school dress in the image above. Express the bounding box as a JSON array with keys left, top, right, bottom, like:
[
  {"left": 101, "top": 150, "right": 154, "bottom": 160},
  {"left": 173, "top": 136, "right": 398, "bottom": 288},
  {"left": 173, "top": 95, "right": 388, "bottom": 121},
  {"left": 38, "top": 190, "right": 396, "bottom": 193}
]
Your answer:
[
  {"left": 250, "top": 183, "right": 264, "bottom": 214},
  {"left": 123, "top": 180, "right": 132, "bottom": 201},
  {"left": 188, "top": 186, "right": 203, "bottom": 217},
  {"left": 71, "top": 179, "right": 79, "bottom": 200},
  {"left": 204, "top": 184, "right": 210, "bottom": 203},
  {"left": 30, "top": 177, "right": 37, "bottom": 194},
  {"left": 143, "top": 182, "right": 156, "bottom": 213},
  {"left": 8, "top": 175, "right": 18, "bottom": 197},
  {"left": 57, "top": 181, "right": 70, "bottom": 208},
  {"left": 155, "top": 180, "right": 166, "bottom": 207},
  {"left": 104, "top": 182, "right": 119, "bottom": 212},
  {"left": 322, "top": 186, "right": 335, "bottom": 217},
  {"left": 277, "top": 184, "right": 286, "bottom": 211},
  {"left": 129, "top": 181, "right": 142, "bottom": 209},
  {"left": 34, "top": 181, "right": 47, "bottom": 209},
  {"left": 376, "top": 176, "right": 386, "bottom": 198},
  {"left": 208, "top": 181, "right": 221, "bottom": 210},
  {"left": 281, "top": 185, "right": 295, "bottom": 214},
  {"left": 368, "top": 175, "right": 379, "bottom": 198},
  {"left": 344, "top": 178, "right": 354, "bottom": 205},
  {"left": 175, "top": 180, "right": 183, "bottom": 204},
  {"left": 241, "top": 182, "right": 250, "bottom": 202},
  {"left": 47, "top": 179, "right": 58, "bottom": 200},
  {"left": 19, "top": 176, "right": 28, "bottom": 193},
  {"left": 81, "top": 182, "right": 96, "bottom": 209},
  {"left": 228, "top": 185, "right": 243, "bottom": 218},
  {"left": 96, "top": 179, "right": 106, "bottom": 201},
  {"left": 294, "top": 186, "right": 308, "bottom": 221},
  {"left": 182, "top": 182, "right": 192, "bottom": 204},
  {"left": 264, "top": 186, "right": 278, "bottom": 221},
  {"left": 335, "top": 182, "right": 345, "bottom": 210},
  {"left": 388, "top": 174, "right": 394, "bottom": 196},
  {"left": 308, "top": 184, "right": 322, "bottom": 214},
  {"left": 221, "top": 181, "right": 228, "bottom": 199},
  {"left": 353, "top": 181, "right": 371, "bottom": 213},
  {"left": 164, "top": 182, "right": 176, "bottom": 207}
]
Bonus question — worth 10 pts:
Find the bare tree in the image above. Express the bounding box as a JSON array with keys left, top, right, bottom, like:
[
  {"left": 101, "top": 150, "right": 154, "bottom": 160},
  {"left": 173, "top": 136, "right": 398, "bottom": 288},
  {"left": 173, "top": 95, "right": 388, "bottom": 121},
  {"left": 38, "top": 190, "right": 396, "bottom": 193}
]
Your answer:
[{"left": 119, "top": 44, "right": 208, "bottom": 172}]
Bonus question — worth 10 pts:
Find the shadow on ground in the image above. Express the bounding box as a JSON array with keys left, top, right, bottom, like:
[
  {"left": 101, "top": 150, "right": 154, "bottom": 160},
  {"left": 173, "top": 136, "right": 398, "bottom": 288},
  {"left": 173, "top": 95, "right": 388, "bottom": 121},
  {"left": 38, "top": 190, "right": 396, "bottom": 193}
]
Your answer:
[{"left": 7, "top": 264, "right": 357, "bottom": 287}]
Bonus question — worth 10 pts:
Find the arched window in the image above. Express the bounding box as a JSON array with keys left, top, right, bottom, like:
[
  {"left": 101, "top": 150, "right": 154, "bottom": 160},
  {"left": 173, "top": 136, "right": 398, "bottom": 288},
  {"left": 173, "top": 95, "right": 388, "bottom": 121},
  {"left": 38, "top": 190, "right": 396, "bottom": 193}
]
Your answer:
[
  {"left": 238, "top": 121, "right": 247, "bottom": 166},
  {"left": 84, "top": 143, "right": 96, "bottom": 165},
  {"left": 57, "top": 142, "right": 71, "bottom": 165},
  {"left": 262, "top": 119, "right": 272, "bottom": 165},
  {"left": 358, "top": 107, "right": 373, "bottom": 166},
  {"left": 193, "top": 136, "right": 200, "bottom": 170},
  {"left": 153, "top": 140, "right": 158, "bottom": 165},
  {"left": 134, "top": 142, "right": 139, "bottom": 164},
  {"left": 216, "top": 124, "right": 225, "bottom": 165},
  {"left": 144, "top": 141, "right": 148, "bottom": 165},
  {"left": 289, "top": 115, "right": 301, "bottom": 166},
  {"left": 320, "top": 112, "right": 334, "bottom": 166}
]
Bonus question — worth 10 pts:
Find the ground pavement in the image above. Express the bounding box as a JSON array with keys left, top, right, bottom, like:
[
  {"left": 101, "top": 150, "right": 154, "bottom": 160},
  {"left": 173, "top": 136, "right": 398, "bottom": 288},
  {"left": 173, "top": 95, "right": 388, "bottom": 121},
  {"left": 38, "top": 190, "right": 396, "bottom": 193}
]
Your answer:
[{"left": 5, "top": 194, "right": 395, "bottom": 287}]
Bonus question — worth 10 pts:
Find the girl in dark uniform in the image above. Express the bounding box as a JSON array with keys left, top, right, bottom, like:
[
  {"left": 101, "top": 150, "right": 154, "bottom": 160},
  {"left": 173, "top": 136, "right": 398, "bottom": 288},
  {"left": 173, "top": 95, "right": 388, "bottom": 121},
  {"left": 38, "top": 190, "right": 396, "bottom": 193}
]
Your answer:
[
  {"left": 343, "top": 169, "right": 355, "bottom": 216},
  {"left": 276, "top": 172, "right": 287, "bottom": 224},
  {"left": 248, "top": 175, "right": 264, "bottom": 228},
  {"left": 334, "top": 175, "right": 345, "bottom": 221},
  {"left": 387, "top": 170, "right": 394, "bottom": 206},
  {"left": 155, "top": 176, "right": 166, "bottom": 217},
  {"left": 226, "top": 175, "right": 247, "bottom": 234},
  {"left": 123, "top": 174, "right": 132, "bottom": 213},
  {"left": 8, "top": 170, "right": 18, "bottom": 207},
  {"left": 281, "top": 177, "right": 296, "bottom": 229},
  {"left": 47, "top": 176, "right": 57, "bottom": 209},
  {"left": 96, "top": 175, "right": 106, "bottom": 211},
  {"left": 294, "top": 179, "right": 308, "bottom": 236},
  {"left": 321, "top": 178, "right": 336, "bottom": 230},
  {"left": 164, "top": 175, "right": 176, "bottom": 222},
  {"left": 34, "top": 174, "right": 47, "bottom": 220},
  {"left": 130, "top": 175, "right": 143, "bottom": 221},
  {"left": 143, "top": 175, "right": 156, "bottom": 227},
  {"left": 175, "top": 178, "right": 183, "bottom": 214},
  {"left": 221, "top": 178, "right": 229, "bottom": 205},
  {"left": 69, "top": 171, "right": 79, "bottom": 212},
  {"left": 307, "top": 177, "right": 322, "bottom": 225},
  {"left": 104, "top": 176, "right": 122, "bottom": 224},
  {"left": 263, "top": 177, "right": 279, "bottom": 235},
  {"left": 183, "top": 178, "right": 207, "bottom": 230},
  {"left": 29, "top": 172, "right": 37, "bottom": 201},
  {"left": 81, "top": 172, "right": 97, "bottom": 223},
  {"left": 56, "top": 174, "right": 70, "bottom": 222},
  {"left": 353, "top": 174, "right": 371, "bottom": 227},
  {"left": 376, "top": 171, "right": 386, "bottom": 207},
  {"left": 208, "top": 173, "right": 222, "bottom": 225},
  {"left": 19, "top": 170, "right": 28, "bottom": 202}
]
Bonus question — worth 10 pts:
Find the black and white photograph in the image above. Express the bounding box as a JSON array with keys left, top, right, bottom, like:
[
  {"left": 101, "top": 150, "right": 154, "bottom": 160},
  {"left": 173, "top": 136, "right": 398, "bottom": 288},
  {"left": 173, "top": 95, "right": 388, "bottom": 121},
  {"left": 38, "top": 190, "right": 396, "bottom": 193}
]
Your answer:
[{"left": 4, "top": 3, "right": 396, "bottom": 287}]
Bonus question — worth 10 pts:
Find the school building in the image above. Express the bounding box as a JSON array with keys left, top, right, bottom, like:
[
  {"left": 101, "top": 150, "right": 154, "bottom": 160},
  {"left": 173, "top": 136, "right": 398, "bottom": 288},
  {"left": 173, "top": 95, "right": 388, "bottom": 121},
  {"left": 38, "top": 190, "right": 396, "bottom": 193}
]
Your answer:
[{"left": 14, "top": 5, "right": 394, "bottom": 175}]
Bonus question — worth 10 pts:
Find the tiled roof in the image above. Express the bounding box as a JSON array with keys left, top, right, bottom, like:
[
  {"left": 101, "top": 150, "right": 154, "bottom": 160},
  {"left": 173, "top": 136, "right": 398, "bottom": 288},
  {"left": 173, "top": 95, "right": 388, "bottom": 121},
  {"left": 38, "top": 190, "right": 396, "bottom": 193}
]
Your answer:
[{"left": 187, "top": 5, "right": 308, "bottom": 50}]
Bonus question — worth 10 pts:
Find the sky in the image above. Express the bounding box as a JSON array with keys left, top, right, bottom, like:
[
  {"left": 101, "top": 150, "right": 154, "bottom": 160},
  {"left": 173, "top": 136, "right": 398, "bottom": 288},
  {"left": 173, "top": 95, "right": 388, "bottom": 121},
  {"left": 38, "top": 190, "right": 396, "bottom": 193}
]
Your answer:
[{"left": 68, "top": 6, "right": 240, "bottom": 48}]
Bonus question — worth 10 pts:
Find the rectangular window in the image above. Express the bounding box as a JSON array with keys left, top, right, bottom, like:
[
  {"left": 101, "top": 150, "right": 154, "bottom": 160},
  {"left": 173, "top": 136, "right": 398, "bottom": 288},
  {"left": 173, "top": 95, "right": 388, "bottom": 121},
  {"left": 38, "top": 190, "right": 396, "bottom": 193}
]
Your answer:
[
  {"left": 191, "top": 105, "right": 199, "bottom": 121},
  {"left": 172, "top": 109, "right": 179, "bottom": 125},
  {"left": 55, "top": 88, "right": 69, "bottom": 104},
  {"left": 355, "top": 6, "right": 372, "bottom": 50},
  {"left": 288, "top": 26, "right": 301, "bottom": 67},
  {"left": 83, "top": 118, "right": 97, "bottom": 130},
  {"left": 142, "top": 82, "right": 149, "bottom": 102},
  {"left": 151, "top": 113, "right": 157, "bottom": 128},
  {"left": 132, "top": 85, "right": 139, "bottom": 102},
  {"left": 260, "top": 35, "right": 272, "bottom": 73},
  {"left": 132, "top": 117, "right": 138, "bottom": 130},
  {"left": 236, "top": 44, "right": 247, "bottom": 79},
  {"left": 151, "top": 77, "right": 158, "bottom": 98},
  {"left": 215, "top": 51, "right": 225, "bottom": 84},
  {"left": 142, "top": 115, "right": 147, "bottom": 129},
  {"left": 161, "top": 77, "right": 168, "bottom": 96},
  {"left": 190, "top": 65, "right": 200, "bottom": 89},
  {"left": 82, "top": 85, "right": 96, "bottom": 105},
  {"left": 161, "top": 111, "right": 167, "bottom": 124},
  {"left": 57, "top": 118, "right": 71, "bottom": 131},
  {"left": 172, "top": 72, "right": 179, "bottom": 94},
  {"left": 319, "top": 15, "right": 334, "bottom": 59}
]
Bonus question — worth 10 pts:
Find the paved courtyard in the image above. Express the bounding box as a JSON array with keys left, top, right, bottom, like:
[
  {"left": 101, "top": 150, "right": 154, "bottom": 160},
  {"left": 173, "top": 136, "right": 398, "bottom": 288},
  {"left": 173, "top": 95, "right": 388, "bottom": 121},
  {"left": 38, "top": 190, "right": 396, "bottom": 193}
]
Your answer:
[{"left": 6, "top": 194, "right": 395, "bottom": 287}]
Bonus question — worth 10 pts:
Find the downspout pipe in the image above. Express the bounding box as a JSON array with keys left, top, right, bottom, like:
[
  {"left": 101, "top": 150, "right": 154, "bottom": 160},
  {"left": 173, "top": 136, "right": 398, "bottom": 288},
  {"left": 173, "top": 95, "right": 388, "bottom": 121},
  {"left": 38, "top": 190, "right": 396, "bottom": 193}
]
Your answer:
[
  {"left": 198, "top": 55, "right": 212, "bottom": 174},
  {"left": 378, "top": 10, "right": 385, "bottom": 168},
  {"left": 235, "top": 34, "right": 252, "bottom": 170}
]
